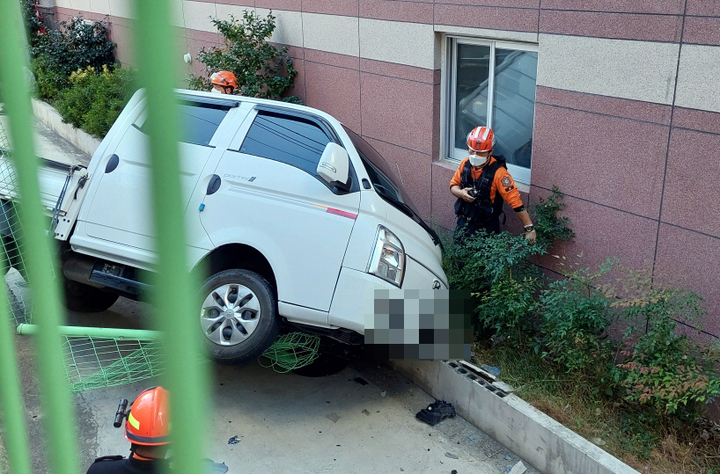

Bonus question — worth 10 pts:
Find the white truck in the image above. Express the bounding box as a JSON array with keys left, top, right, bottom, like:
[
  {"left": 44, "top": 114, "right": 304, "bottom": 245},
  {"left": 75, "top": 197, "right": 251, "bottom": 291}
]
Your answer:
[{"left": 1, "top": 89, "right": 448, "bottom": 364}]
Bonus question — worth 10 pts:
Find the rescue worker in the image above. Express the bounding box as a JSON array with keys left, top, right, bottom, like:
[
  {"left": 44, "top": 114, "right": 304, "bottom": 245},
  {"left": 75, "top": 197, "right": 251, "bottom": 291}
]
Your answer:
[
  {"left": 86, "top": 386, "right": 170, "bottom": 473},
  {"left": 210, "top": 71, "right": 238, "bottom": 95},
  {"left": 450, "top": 126, "right": 536, "bottom": 242}
]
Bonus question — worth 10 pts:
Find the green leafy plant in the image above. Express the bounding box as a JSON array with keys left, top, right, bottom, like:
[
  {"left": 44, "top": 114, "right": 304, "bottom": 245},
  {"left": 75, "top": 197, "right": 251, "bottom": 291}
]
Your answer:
[
  {"left": 611, "top": 283, "right": 720, "bottom": 422},
  {"left": 538, "top": 257, "right": 617, "bottom": 379},
  {"left": 187, "top": 10, "right": 298, "bottom": 102},
  {"left": 442, "top": 187, "right": 574, "bottom": 345},
  {"left": 21, "top": 0, "right": 46, "bottom": 48},
  {"left": 31, "top": 15, "right": 116, "bottom": 100},
  {"left": 54, "top": 65, "right": 137, "bottom": 137}
]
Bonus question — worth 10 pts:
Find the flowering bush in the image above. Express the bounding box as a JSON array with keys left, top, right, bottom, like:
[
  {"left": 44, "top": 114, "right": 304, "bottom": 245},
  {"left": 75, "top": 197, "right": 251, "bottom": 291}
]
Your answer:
[{"left": 55, "top": 65, "right": 137, "bottom": 137}]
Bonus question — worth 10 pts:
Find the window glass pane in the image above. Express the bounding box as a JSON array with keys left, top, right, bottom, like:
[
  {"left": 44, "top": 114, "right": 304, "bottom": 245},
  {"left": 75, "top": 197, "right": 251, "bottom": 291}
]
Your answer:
[
  {"left": 455, "top": 43, "right": 490, "bottom": 150},
  {"left": 491, "top": 49, "right": 537, "bottom": 169},
  {"left": 139, "top": 102, "right": 229, "bottom": 146},
  {"left": 240, "top": 112, "right": 331, "bottom": 176}
]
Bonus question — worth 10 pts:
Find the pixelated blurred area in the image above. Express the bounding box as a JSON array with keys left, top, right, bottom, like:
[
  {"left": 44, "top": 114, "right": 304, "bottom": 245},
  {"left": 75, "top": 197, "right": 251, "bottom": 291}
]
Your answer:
[{"left": 366, "top": 289, "right": 473, "bottom": 360}]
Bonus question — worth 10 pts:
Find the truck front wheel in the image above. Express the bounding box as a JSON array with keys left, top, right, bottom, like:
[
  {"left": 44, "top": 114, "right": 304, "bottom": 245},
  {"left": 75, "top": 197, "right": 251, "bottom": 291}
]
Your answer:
[
  {"left": 63, "top": 280, "right": 119, "bottom": 312},
  {"left": 199, "top": 269, "right": 279, "bottom": 364}
]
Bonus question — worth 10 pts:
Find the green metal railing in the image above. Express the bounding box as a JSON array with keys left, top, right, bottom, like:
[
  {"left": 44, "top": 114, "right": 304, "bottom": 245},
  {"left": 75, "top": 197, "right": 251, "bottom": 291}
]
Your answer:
[{"left": 0, "top": 0, "right": 210, "bottom": 472}]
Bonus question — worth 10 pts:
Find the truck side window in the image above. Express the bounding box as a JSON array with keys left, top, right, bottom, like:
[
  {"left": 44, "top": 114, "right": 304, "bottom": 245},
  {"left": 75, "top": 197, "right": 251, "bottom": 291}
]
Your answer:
[
  {"left": 137, "top": 102, "right": 230, "bottom": 147},
  {"left": 239, "top": 112, "right": 331, "bottom": 176}
]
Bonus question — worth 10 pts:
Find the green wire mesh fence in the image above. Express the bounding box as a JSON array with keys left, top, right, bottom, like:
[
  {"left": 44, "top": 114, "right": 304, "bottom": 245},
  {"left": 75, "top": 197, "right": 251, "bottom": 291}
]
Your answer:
[
  {"left": 260, "top": 332, "right": 321, "bottom": 373},
  {"left": 64, "top": 336, "right": 163, "bottom": 393},
  {"left": 0, "top": 120, "right": 30, "bottom": 326}
]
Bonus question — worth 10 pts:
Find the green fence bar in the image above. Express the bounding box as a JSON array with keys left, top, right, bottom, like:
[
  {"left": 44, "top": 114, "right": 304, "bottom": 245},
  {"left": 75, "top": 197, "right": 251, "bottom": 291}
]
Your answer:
[
  {"left": 132, "top": 1, "right": 211, "bottom": 473},
  {"left": 0, "top": 0, "right": 79, "bottom": 472},
  {"left": 17, "top": 323, "right": 161, "bottom": 340},
  {"left": 0, "top": 282, "right": 31, "bottom": 474}
]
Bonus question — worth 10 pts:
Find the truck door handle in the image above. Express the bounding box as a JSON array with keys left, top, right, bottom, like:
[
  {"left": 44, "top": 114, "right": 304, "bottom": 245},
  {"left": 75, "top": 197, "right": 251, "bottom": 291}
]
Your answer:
[
  {"left": 206, "top": 174, "right": 221, "bottom": 195},
  {"left": 105, "top": 154, "right": 119, "bottom": 173}
]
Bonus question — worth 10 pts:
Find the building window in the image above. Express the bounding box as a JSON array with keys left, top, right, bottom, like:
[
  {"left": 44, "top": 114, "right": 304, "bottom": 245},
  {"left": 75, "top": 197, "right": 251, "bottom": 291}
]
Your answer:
[{"left": 446, "top": 37, "right": 538, "bottom": 184}]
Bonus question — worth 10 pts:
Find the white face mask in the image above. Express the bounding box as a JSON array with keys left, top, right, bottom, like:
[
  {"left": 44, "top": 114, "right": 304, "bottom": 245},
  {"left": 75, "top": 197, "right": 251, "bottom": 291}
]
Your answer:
[
  {"left": 469, "top": 154, "right": 489, "bottom": 167},
  {"left": 210, "top": 88, "right": 222, "bottom": 94}
]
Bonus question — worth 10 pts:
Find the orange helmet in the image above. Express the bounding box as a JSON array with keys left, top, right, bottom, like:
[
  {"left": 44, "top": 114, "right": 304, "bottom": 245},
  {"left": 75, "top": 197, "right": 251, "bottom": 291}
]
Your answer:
[
  {"left": 210, "top": 71, "right": 238, "bottom": 91},
  {"left": 467, "top": 126, "right": 495, "bottom": 153},
  {"left": 124, "top": 386, "right": 170, "bottom": 446}
]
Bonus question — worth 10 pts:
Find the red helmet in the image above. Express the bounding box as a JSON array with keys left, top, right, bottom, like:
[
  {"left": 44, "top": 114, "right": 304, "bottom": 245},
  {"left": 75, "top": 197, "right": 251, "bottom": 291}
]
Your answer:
[
  {"left": 467, "top": 126, "right": 495, "bottom": 152},
  {"left": 210, "top": 71, "right": 238, "bottom": 91},
  {"left": 124, "top": 386, "right": 170, "bottom": 446}
]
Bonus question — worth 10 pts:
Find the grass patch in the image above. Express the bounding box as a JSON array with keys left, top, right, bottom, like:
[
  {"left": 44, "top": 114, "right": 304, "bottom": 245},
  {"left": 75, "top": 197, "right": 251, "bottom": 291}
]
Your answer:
[{"left": 475, "top": 344, "right": 720, "bottom": 474}]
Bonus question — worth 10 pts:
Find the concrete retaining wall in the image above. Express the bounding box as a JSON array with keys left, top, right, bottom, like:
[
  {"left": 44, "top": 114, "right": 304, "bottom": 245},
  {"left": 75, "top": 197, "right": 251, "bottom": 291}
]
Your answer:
[
  {"left": 31, "top": 99, "right": 101, "bottom": 157},
  {"left": 390, "top": 359, "right": 639, "bottom": 474}
]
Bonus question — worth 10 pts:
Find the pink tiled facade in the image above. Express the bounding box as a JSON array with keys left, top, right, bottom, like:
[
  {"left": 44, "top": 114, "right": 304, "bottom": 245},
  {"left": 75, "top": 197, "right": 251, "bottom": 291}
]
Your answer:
[{"left": 52, "top": 1, "right": 720, "bottom": 338}]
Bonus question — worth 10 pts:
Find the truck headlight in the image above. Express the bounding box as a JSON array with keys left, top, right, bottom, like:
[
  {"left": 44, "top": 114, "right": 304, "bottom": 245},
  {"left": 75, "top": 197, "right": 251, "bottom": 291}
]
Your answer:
[{"left": 367, "top": 225, "right": 405, "bottom": 287}]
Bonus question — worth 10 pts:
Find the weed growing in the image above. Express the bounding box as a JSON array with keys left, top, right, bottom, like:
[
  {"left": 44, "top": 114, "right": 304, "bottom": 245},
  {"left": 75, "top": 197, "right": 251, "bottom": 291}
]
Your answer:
[{"left": 443, "top": 187, "right": 720, "bottom": 473}]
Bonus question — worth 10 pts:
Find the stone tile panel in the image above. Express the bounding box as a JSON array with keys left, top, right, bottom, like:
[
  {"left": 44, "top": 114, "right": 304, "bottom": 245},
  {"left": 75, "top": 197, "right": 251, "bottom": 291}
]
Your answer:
[
  {"left": 686, "top": 0, "right": 720, "bottom": 16},
  {"left": 535, "top": 86, "right": 672, "bottom": 125},
  {"left": 541, "top": 0, "right": 684, "bottom": 14},
  {"left": 660, "top": 128, "right": 720, "bottom": 238},
  {"left": 654, "top": 224, "right": 720, "bottom": 336},
  {"left": 256, "top": 0, "right": 302, "bottom": 12},
  {"left": 539, "top": 10, "right": 682, "bottom": 42},
  {"left": 439, "top": 0, "right": 539, "bottom": 7},
  {"left": 673, "top": 107, "right": 720, "bottom": 135},
  {"left": 434, "top": 4, "right": 539, "bottom": 33},
  {"left": 532, "top": 103, "right": 667, "bottom": 219},
  {"left": 303, "top": 0, "right": 358, "bottom": 16},
  {"left": 431, "top": 161, "right": 460, "bottom": 230},
  {"left": 359, "top": 73, "right": 435, "bottom": 155},
  {"left": 359, "top": 58, "right": 435, "bottom": 84},
  {"left": 537, "top": 34, "right": 679, "bottom": 105},
  {"left": 683, "top": 16, "right": 720, "bottom": 46},
  {"left": 359, "top": 0, "right": 433, "bottom": 24},
  {"left": 303, "top": 61, "right": 361, "bottom": 131},
  {"left": 529, "top": 191, "right": 658, "bottom": 277},
  {"left": 305, "top": 49, "right": 360, "bottom": 70},
  {"left": 675, "top": 44, "right": 720, "bottom": 114}
]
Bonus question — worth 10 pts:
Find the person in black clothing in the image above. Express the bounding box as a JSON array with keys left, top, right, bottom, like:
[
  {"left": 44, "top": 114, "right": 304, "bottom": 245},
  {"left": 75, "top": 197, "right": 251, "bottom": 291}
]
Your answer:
[
  {"left": 449, "top": 126, "right": 536, "bottom": 242},
  {"left": 86, "top": 387, "right": 170, "bottom": 473}
]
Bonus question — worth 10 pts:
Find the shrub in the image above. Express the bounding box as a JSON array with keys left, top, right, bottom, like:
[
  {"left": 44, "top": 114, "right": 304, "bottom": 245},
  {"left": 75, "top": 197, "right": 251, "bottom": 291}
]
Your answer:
[
  {"left": 54, "top": 65, "right": 137, "bottom": 137},
  {"left": 612, "top": 283, "right": 720, "bottom": 422},
  {"left": 442, "top": 187, "right": 573, "bottom": 345},
  {"left": 187, "top": 10, "right": 298, "bottom": 102},
  {"left": 31, "top": 15, "right": 115, "bottom": 100},
  {"left": 538, "top": 257, "right": 617, "bottom": 380}
]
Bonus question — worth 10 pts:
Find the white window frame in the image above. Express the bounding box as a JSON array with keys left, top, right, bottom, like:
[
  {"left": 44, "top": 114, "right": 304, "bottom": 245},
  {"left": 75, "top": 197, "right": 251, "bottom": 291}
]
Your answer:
[{"left": 442, "top": 36, "right": 538, "bottom": 186}]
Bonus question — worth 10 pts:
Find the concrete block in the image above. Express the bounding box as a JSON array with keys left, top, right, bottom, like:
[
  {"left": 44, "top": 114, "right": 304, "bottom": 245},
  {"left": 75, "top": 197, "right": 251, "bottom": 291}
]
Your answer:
[{"left": 390, "top": 359, "right": 639, "bottom": 474}]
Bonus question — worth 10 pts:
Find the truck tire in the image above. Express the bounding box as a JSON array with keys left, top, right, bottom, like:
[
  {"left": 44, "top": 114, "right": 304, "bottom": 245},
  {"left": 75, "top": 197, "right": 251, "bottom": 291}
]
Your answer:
[
  {"left": 199, "top": 269, "right": 279, "bottom": 364},
  {"left": 63, "top": 280, "right": 119, "bottom": 312}
]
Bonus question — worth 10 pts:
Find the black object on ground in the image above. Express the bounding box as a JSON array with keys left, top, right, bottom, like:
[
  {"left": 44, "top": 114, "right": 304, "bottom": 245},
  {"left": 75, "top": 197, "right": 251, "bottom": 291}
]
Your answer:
[
  {"left": 227, "top": 436, "right": 240, "bottom": 445},
  {"left": 416, "top": 400, "right": 456, "bottom": 426}
]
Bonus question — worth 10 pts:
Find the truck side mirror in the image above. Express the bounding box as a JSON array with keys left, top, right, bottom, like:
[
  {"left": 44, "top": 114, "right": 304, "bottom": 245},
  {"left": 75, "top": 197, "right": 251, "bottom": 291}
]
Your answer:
[{"left": 317, "top": 143, "right": 350, "bottom": 192}]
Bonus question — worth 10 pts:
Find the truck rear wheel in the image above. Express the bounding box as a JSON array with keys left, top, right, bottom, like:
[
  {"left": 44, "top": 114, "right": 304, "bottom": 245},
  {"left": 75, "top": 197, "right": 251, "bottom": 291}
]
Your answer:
[
  {"left": 199, "top": 269, "right": 279, "bottom": 364},
  {"left": 63, "top": 280, "right": 119, "bottom": 312}
]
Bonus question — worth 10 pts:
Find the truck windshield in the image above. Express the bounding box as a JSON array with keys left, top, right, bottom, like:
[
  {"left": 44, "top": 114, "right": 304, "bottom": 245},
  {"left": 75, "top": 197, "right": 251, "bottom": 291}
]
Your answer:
[{"left": 343, "top": 126, "right": 440, "bottom": 246}]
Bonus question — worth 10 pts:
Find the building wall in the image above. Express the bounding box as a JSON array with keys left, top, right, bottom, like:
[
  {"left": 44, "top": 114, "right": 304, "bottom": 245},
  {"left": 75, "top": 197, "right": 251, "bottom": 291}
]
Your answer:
[{"left": 52, "top": 0, "right": 720, "bottom": 336}]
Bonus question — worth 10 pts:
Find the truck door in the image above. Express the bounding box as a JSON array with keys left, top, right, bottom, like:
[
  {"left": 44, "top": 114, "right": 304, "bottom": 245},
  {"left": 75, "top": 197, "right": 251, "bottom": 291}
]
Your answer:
[
  {"left": 198, "top": 109, "right": 360, "bottom": 314},
  {"left": 73, "top": 99, "right": 239, "bottom": 267}
]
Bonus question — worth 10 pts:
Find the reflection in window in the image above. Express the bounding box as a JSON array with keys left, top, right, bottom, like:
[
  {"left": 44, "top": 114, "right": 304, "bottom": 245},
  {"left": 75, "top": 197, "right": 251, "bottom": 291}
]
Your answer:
[
  {"left": 240, "top": 112, "right": 331, "bottom": 176},
  {"left": 138, "top": 102, "right": 229, "bottom": 147},
  {"left": 492, "top": 50, "right": 537, "bottom": 169},
  {"left": 448, "top": 38, "right": 537, "bottom": 183}
]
